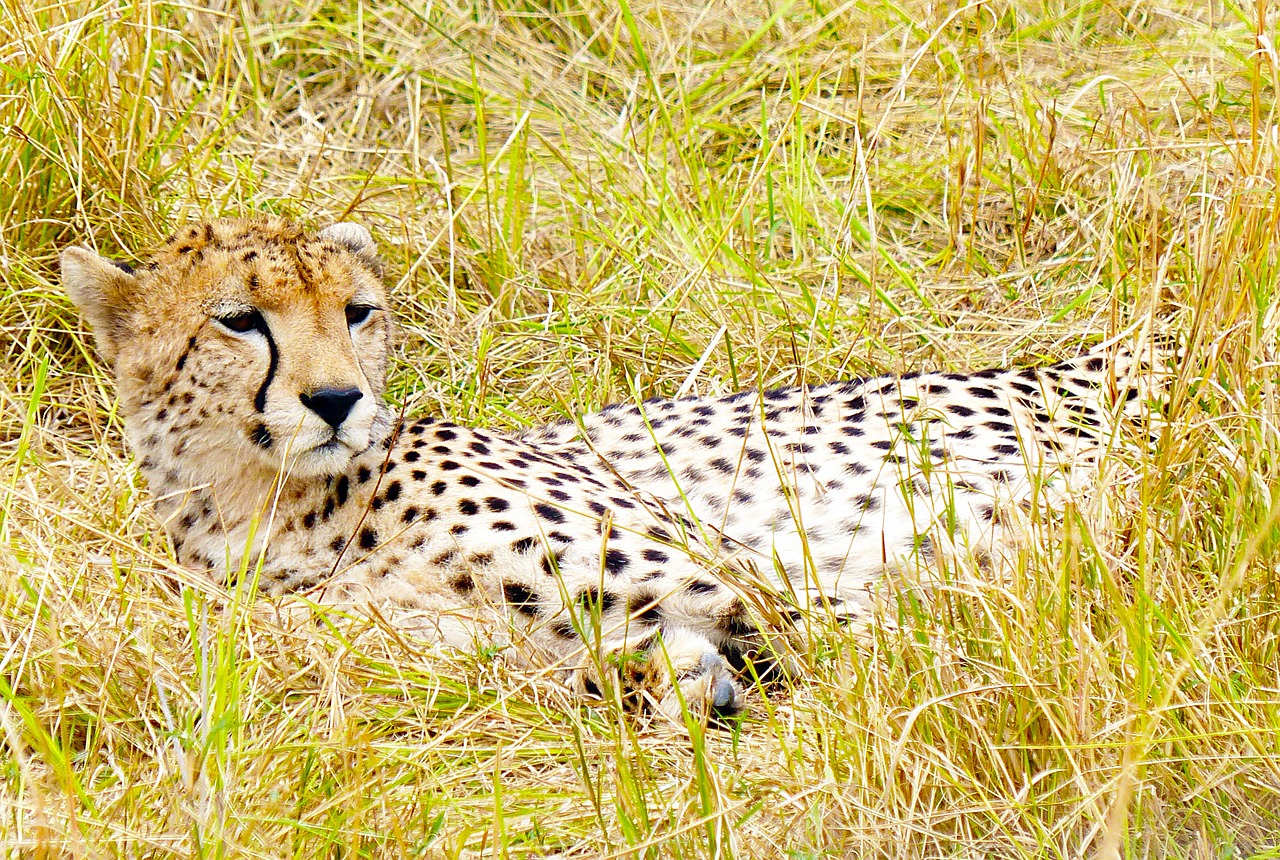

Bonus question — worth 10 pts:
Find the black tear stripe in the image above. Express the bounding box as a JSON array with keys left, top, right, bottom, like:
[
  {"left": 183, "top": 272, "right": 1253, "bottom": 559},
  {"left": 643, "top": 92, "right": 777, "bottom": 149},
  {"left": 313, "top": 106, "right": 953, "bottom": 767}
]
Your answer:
[{"left": 253, "top": 323, "right": 278, "bottom": 413}]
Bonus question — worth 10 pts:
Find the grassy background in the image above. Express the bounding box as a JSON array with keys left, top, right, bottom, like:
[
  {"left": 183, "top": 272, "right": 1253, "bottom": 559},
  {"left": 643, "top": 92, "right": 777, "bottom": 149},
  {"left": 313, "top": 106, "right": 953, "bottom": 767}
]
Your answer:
[{"left": 3, "top": 0, "right": 1280, "bottom": 855}]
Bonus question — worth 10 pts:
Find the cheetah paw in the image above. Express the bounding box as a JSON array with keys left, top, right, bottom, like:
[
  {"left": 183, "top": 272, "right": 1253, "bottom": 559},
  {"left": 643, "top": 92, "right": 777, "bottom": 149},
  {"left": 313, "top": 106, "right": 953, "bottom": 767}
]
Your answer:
[{"left": 660, "top": 651, "right": 744, "bottom": 724}]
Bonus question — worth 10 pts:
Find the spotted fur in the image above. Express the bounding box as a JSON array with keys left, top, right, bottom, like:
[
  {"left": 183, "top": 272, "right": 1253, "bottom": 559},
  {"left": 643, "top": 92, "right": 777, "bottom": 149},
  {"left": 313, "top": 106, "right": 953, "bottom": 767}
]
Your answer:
[{"left": 61, "top": 218, "right": 1165, "bottom": 721}]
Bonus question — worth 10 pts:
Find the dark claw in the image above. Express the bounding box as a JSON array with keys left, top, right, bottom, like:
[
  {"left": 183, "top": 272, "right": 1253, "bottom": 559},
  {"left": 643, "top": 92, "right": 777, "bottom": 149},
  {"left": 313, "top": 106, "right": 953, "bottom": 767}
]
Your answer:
[{"left": 711, "top": 678, "right": 738, "bottom": 712}]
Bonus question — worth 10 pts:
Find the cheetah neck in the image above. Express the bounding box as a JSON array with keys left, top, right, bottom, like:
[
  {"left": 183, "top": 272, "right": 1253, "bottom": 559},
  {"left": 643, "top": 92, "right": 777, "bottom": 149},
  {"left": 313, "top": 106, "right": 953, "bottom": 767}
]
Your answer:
[{"left": 135, "top": 420, "right": 397, "bottom": 578}]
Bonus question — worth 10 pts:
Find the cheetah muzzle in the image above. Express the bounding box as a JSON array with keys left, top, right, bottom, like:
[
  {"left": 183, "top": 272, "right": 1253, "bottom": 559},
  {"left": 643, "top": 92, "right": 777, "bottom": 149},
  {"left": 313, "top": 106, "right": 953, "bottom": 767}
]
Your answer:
[{"left": 61, "top": 217, "right": 1166, "bottom": 725}]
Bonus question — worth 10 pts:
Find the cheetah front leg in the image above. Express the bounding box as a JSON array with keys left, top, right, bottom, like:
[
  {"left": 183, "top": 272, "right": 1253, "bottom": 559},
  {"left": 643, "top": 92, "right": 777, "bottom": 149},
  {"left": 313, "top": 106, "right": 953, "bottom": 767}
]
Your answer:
[{"left": 568, "top": 625, "right": 743, "bottom": 723}]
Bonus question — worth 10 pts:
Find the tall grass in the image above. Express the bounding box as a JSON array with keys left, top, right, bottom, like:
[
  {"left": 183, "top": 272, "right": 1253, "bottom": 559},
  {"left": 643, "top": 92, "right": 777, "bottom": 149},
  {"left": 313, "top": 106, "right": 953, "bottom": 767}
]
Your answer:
[{"left": 2, "top": 0, "right": 1279, "bottom": 856}]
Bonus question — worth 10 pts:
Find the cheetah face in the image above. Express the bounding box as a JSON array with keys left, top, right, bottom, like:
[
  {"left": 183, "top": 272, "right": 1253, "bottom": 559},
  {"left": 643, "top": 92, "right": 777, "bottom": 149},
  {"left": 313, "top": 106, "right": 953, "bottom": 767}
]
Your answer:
[{"left": 61, "top": 218, "right": 393, "bottom": 483}]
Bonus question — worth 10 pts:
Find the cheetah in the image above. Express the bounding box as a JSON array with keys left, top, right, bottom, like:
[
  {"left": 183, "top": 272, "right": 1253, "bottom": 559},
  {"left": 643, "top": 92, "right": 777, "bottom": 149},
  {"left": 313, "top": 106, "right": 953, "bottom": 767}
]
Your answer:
[{"left": 61, "top": 217, "right": 1164, "bottom": 722}]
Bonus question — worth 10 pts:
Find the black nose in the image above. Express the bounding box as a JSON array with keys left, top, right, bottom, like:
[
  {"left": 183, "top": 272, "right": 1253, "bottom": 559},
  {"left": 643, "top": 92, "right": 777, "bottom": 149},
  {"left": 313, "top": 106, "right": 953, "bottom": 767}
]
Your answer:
[{"left": 300, "top": 387, "right": 363, "bottom": 428}]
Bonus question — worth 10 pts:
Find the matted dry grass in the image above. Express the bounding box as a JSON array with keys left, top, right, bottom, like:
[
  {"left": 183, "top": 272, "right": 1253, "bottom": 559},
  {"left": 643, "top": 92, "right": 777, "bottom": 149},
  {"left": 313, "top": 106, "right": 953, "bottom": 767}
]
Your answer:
[{"left": 2, "top": 0, "right": 1280, "bottom": 856}]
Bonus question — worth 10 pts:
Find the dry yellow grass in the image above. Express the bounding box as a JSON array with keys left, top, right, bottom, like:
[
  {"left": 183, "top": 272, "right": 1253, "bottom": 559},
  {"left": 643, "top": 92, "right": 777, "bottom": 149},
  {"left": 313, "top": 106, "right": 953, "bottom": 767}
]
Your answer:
[{"left": 2, "top": 0, "right": 1280, "bottom": 856}]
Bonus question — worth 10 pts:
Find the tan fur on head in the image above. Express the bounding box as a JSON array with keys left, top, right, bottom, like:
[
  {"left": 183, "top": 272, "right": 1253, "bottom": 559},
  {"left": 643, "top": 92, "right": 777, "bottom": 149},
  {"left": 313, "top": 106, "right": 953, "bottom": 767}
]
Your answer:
[{"left": 60, "top": 217, "right": 394, "bottom": 488}]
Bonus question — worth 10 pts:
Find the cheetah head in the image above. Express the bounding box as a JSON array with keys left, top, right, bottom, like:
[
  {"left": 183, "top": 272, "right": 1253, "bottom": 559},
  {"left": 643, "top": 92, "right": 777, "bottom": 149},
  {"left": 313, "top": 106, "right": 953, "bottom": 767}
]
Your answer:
[{"left": 61, "top": 218, "right": 393, "bottom": 483}]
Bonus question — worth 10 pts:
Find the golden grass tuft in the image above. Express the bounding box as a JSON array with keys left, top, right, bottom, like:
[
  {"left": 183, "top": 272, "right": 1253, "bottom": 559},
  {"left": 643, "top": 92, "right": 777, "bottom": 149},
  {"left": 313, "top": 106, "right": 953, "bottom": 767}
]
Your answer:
[{"left": 2, "top": 0, "right": 1280, "bottom": 855}]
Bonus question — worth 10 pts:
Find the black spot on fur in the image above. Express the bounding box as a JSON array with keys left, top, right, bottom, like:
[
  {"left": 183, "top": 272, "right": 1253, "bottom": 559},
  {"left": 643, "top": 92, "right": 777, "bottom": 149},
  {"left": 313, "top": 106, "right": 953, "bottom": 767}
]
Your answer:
[
  {"left": 579, "top": 587, "right": 617, "bottom": 614},
  {"left": 603, "top": 549, "right": 630, "bottom": 574},
  {"left": 250, "top": 423, "right": 272, "bottom": 449},
  {"left": 628, "top": 594, "right": 663, "bottom": 623},
  {"left": 540, "top": 550, "right": 564, "bottom": 577},
  {"left": 534, "top": 503, "right": 565, "bottom": 523},
  {"left": 359, "top": 527, "right": 378, "bottom": 550}
]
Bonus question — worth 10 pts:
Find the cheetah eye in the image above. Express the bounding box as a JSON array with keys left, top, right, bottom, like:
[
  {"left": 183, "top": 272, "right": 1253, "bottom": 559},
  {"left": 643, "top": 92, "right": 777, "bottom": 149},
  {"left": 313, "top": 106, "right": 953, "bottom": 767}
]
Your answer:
[
  {"left": 215, "top": 309, "right": 267, "bottom": 335},
  {"left": 345, "top": 304, "right": 376, "bottom": 326}
]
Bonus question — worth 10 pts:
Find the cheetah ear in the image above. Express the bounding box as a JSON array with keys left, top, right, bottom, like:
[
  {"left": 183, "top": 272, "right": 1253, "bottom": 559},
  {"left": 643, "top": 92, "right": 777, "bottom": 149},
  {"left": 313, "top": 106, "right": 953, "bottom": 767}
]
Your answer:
[
  {"left": 61, "top": 246, "right": 139, "bottom": 364},
  {"left": 318, "top": 222, "right": 381, "bottom": 276},
  {"left": 318, "top": 222, "right": 375, "bottom": 256}
]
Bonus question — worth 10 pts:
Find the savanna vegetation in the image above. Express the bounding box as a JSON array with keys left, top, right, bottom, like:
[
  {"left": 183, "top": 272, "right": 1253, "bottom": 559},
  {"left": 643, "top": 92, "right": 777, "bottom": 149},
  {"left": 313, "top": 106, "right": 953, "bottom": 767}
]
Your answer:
[{"left": 2, "top": 0, "right": 1280, "bottom": 855}]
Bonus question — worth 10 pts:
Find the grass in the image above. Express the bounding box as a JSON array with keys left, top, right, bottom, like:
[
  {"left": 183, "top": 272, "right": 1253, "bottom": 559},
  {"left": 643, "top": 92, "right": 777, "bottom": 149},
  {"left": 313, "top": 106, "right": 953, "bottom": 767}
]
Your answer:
[{"left": 2, "top": 0, "right": 1280, "bottom": 855}]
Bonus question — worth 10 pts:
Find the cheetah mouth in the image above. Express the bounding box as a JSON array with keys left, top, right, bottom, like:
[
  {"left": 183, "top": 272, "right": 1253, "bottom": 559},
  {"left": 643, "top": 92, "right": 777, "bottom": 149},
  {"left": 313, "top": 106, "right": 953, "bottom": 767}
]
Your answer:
[
  {"left": 301, "top": 428, "right": 373, "bottom": 460},
  {"left": 283, "top": 412, "right": 384, "bottom": 471},
  {"left": 283, "top": 434, "right": 361, "bottom": 477}
]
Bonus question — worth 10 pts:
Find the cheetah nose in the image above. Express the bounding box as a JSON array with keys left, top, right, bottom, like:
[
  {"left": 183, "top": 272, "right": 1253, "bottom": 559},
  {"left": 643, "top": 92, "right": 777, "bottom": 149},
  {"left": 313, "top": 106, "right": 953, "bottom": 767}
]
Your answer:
[{"left": 300, "top": 387, "right": 363, "bottom": 428}]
